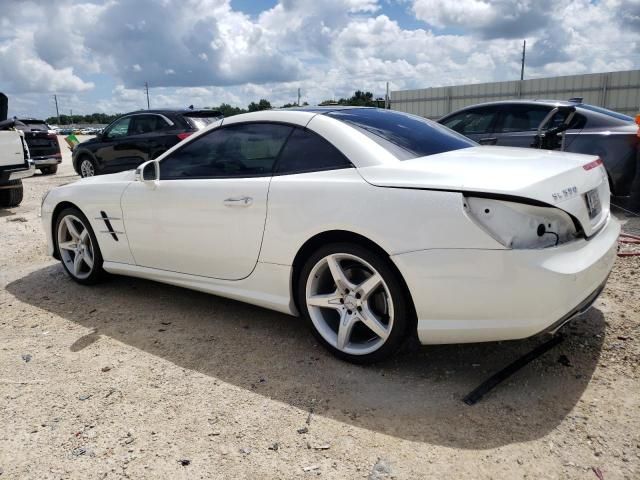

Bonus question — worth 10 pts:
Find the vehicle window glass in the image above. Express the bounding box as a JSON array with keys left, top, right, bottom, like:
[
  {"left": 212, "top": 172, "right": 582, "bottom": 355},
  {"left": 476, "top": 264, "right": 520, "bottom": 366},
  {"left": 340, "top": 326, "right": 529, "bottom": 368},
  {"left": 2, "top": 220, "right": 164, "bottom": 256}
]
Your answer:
[
  {"left": 20, "top": 120, "right": 50, "bottom": 131},
  {"left": 276, "top": 128, "right": 351, "bottom": 174},
  {"left": 130, "top": 115, "right": 166, "bottom": 135},
  {"left": 441, "top": 108, "right": 497, "bottom": 135},
  {"left": 578, "top": 104, "right": 633, "bottom": 122},
  {"left": 496, "top": 105, "right": 551, "bottom": 133},
  {"left": 184, "top": 115, "right": 223, "bottom": 130},
  {"left": 327, "top": 109, "right": 475, "bottom": 160},
  {"left": 160, "top": 123, "right": 293, "bottom": 179},
  {"left": 105, "top": 117, "right": 132, "bottom": 139},
  {"left": 547, "top": 111, "right": 587, "bottom": 130}
]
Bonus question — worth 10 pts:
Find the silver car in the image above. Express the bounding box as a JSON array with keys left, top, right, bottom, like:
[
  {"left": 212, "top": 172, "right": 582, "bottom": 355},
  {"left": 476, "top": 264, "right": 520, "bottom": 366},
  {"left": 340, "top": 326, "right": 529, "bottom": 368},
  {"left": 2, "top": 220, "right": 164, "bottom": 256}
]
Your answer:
[{"left": 439, "top": 100, "right": 639, "bottom": 196}]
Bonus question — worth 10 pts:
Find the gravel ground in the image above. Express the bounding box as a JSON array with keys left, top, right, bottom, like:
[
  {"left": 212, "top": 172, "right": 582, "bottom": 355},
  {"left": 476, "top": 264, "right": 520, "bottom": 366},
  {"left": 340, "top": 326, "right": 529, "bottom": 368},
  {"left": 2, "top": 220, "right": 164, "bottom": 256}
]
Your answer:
[{"left": 1, "top": 138, "right": 639, "bottom": 479}]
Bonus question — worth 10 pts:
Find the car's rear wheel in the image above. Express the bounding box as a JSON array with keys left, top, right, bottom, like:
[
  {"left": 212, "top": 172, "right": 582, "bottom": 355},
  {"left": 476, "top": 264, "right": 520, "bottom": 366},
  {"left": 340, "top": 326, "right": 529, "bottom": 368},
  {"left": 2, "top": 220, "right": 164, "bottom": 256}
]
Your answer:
[
  {"left": 298, "top": 243, "right": 413, "bottom": 363},
  {"left": 55, "top": 207, "right": 104, "bottom": 284},
  {"left": 0, "top": 179, "right": 24, "bottom": 207},
  {"left": 40, "top": 165, "right": 58, "bottom": 175},
  {"left": 79, "top": 157, "right": 96, "bottom": 177}
]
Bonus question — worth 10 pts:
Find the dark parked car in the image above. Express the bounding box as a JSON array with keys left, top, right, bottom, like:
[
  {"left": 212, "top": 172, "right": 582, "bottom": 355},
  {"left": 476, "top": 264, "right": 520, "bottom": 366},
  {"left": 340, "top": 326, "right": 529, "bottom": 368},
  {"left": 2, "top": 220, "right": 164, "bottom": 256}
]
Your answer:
[
  {"left": 15, "top": 118, "right": 61, "bottom": 175},
  {"left": 438, "top": 100, "right": 639, "bottom": 196},
  {"left": 72, "top": 109, "right": 223, "bottom": 177}
]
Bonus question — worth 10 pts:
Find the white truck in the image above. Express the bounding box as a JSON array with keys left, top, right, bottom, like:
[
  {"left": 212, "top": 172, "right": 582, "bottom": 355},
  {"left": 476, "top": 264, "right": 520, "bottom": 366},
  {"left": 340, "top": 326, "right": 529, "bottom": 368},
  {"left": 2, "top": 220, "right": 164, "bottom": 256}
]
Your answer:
[{"left": 0, "top": 94, "right": 35, "bottom": 208}]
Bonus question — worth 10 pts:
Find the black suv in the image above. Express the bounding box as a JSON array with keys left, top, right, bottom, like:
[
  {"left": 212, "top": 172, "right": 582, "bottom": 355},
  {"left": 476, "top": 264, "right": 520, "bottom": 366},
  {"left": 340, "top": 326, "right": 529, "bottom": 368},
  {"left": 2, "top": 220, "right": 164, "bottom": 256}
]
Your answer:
[
  {"left": 72, "top": 109, "right": 223, "bottom": 177},
  {"left": 15, "top": 118, "right": 62, "bottom": 175}
]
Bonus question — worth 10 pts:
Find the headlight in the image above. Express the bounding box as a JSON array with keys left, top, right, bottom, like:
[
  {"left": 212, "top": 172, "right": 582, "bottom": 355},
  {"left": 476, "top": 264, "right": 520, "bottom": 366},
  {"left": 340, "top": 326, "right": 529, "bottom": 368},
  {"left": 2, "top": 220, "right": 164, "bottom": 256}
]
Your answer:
[{"left": 464, "top": 196, "right": 578, "bottom": 249}]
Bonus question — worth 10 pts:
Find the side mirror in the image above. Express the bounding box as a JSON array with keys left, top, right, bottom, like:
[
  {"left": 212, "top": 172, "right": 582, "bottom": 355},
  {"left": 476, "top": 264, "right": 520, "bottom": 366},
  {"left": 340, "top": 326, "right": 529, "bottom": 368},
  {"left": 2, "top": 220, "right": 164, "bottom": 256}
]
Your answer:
[{"left": 135, "top": 160, "right": 160, "bottom": 183}]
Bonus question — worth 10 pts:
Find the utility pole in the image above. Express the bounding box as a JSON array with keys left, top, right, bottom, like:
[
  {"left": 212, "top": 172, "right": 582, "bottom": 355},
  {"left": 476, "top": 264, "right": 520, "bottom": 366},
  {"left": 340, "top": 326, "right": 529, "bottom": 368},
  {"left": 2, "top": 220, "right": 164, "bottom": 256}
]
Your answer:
[
  {"left": 520, "top": 40, "right": 526, "bottom": 81},
  {"left": 297, "top": 88, "right": 301, "bottom": 106},
  {"left": 144, "top": 82, "right": 150, "bottom": 109},
  {"left": 53, "top": 94, "right": 60, "bottom": 125},
  {"left": 385, "top": 81, "right": 390, "bottom": 109}
]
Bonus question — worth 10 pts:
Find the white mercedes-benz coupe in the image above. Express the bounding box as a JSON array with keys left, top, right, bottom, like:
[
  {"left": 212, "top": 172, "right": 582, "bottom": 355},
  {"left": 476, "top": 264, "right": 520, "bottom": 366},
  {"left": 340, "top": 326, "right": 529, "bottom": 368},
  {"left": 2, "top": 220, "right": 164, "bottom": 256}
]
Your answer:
[{"left": 41, "top": 107, "right": 619, "bottom": 363}]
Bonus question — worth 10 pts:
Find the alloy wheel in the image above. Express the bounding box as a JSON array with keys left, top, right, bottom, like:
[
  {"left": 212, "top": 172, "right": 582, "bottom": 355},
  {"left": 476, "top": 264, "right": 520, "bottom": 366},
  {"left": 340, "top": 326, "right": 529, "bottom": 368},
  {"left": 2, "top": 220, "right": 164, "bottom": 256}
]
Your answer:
[
  {"left": 57, "top": 214, "right": 96, "bottom": 280},
  {"left": 305, "top": 253, "right": 394, "bottom": 356},
  {"left": 80, "top": 159, "right": 95, "bottom": 177}
]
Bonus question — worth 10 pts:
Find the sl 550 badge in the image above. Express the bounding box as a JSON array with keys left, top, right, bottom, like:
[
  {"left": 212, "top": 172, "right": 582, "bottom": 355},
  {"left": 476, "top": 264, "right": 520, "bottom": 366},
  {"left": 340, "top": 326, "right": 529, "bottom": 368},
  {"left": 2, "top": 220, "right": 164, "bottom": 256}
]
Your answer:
[{"left": 552, "top": 186, "right": 578, "bottom": 202}]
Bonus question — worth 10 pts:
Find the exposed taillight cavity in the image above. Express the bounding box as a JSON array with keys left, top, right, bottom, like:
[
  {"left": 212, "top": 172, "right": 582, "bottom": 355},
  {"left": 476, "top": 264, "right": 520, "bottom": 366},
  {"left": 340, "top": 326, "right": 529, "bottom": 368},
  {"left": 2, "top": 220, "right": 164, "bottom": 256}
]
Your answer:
[
  {"left": 177, "top": 132, "right": 193, "bottom": 140},
  {"left": 464, "top": 196, "right": 578, "bottom": 249},
  {"left": 583, "top": 158, "right": 603, "bottom": 171}
]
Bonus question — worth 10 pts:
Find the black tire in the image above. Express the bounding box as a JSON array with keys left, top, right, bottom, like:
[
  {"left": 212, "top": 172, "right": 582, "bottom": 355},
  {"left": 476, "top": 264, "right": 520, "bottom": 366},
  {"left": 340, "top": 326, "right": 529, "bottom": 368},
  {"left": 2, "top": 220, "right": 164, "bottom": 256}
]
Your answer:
[
  {"left": 54, "top": 207, "right": 105, "bottom": 285},
  {"left": 297, "top": 243, "right": 414, "bottom": 364},
  {"left": 40, "top": 165, "right": 58, "bottom": 175},
  {"left": 0, "top": 179, "right": 24, "bottom": 207},
  {"left": 78, "top": 157, "right": 97, "bottom": 177}
]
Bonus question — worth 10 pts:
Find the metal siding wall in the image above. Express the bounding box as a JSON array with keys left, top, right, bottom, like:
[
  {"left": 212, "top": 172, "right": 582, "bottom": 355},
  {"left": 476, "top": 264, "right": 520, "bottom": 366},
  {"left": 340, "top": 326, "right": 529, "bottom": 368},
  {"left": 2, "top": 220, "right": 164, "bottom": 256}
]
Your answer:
[{"left": 391, "top": 69, "right": 640, "bottom": 119}]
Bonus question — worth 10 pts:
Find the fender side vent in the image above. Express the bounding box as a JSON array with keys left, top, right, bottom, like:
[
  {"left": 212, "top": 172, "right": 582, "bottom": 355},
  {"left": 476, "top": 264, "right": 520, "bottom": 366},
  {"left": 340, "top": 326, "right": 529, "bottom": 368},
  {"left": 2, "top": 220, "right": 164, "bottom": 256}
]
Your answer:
[{"left": 100, "top": 211, "right": 119, "bottom": 241}]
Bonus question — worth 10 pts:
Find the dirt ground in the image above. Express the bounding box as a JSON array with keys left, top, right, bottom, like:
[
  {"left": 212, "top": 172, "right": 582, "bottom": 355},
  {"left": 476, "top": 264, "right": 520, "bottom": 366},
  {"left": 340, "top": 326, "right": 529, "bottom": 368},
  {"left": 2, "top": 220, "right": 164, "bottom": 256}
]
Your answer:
[{"left": 1, "top": 139, "right": 639, "bottom": 479}]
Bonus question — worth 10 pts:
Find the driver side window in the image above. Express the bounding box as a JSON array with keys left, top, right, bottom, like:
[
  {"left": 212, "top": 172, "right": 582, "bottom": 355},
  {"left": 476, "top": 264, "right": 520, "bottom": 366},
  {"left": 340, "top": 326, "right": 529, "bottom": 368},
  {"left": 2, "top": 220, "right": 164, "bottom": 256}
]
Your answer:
[
  {"left": 105, "top": 116, "right": 132, "bottom": 139},
  {"left": 442, "top": 108, "right": 497, "bottom": 135},
  {"left": 160, "top": 123, "right": 294, "bottom": 179}
]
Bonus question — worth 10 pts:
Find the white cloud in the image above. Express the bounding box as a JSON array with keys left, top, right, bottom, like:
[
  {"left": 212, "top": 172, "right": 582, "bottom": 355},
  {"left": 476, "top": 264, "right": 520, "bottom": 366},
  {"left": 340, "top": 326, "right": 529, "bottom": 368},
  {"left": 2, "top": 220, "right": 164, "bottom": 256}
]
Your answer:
[{"left": 1, "top": 0, "right": 638, "bottom": 119}]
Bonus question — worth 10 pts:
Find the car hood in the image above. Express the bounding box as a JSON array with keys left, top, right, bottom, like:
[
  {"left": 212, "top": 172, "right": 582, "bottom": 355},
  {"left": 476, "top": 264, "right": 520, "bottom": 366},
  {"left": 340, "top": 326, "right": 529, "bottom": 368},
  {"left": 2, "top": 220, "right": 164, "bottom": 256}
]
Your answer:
[
  {"left": 74, "top": 169, "right": 136, "bottom": 185},
  {"left": 358, "top": 146, "right": 610, "bottom": 236}
]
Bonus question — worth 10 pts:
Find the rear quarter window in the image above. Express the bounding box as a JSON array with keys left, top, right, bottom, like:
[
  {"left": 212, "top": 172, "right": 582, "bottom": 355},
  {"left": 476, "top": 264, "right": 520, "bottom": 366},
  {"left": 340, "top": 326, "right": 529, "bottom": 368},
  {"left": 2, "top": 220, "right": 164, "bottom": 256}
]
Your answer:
[{"left": 327, "top": 109, "right": 476, "bottom": 160}]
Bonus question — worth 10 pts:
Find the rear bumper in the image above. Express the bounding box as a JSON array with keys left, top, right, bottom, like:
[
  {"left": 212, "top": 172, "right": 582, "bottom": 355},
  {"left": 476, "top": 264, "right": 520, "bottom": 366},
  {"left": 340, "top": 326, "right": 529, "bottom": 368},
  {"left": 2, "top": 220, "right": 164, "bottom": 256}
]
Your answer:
[
  {"left": 2, "top": 163, "right": 36, "bottom": 181},
  {"left": 33, "top": 155, "right": 62, "bottom": 166},
  {"left": 392, "top": 215, "right": 620, "bottom": 344}
]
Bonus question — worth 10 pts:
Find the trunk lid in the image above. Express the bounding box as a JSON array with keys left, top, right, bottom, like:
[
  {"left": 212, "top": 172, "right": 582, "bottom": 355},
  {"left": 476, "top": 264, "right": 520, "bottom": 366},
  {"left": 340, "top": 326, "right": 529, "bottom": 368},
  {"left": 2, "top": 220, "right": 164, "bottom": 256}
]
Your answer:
[
  {"left": 23, "top": 130, "right": 61, "bottom": 158},
  {"left": 358, "top": 146, "right": 610, "bottom": 237}
]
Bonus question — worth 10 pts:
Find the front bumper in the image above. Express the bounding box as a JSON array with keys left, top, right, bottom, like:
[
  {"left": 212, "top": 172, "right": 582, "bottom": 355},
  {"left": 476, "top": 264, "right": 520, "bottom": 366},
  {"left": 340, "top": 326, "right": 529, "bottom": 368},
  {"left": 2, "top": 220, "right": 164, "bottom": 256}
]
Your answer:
[{"left": 392, "top": 215, "right": 620, "bottom": 344}]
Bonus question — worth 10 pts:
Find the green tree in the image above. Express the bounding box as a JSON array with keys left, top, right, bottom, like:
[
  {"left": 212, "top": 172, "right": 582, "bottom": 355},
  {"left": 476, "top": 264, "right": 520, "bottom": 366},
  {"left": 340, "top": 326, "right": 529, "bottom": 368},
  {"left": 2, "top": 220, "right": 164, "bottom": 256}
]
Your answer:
[
  {"left": 319, "top": 91, "right": 379, "bottom": 107},
  {"left": 247, "top": 99, "right": 272, "bottom": 112},
  {"left": 213, "top": 103, "right": 247, "bottom": 117}
]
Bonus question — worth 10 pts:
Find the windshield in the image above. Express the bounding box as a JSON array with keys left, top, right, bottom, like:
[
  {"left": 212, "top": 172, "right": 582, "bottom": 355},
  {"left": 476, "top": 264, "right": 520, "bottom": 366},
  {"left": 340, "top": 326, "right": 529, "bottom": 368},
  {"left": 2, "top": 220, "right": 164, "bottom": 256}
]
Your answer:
[
  {"left": 578, "top": 104, "right": 634, "bottom": 122},
  {"left": 326, "top": 109, "right": 476, "bottom": 160}
]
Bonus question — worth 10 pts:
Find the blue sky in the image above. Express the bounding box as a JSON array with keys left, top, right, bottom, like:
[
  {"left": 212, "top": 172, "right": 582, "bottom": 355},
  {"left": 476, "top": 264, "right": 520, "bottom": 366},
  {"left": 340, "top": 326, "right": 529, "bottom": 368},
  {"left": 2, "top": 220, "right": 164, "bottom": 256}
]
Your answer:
[{"left": 2, "top": 0, "right": 639, "bottom": 119}]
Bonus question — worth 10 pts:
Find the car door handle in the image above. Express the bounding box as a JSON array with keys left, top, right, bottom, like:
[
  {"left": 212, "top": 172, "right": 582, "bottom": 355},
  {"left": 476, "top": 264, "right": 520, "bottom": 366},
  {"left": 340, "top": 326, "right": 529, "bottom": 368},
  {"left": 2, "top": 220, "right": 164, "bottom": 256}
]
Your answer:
[
  {"left": 478, "top": 137, "right": 497, "bottom": 145},
  {"left": 223, "top": 196, "right": 253, "bottom": 207}
]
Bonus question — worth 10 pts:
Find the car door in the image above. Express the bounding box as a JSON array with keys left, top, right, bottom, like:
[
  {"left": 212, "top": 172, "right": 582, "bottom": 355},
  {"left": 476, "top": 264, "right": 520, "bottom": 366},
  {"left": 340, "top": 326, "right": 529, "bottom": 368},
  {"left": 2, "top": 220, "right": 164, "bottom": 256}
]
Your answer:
[
  {"left": 492, "top": 104, "right": 552, "bottom": 148},
  {"left": 439, "top": 106, "right": 499, "bottom": 144},
  {"left": 120, "top": 122, "right": 294, "bottom": 280},
  {"left": 94, "top": 116, "right": 141, "bottom": 172},
  {"left": 127, "top": 114, "right": 170, "bottom": 166}
]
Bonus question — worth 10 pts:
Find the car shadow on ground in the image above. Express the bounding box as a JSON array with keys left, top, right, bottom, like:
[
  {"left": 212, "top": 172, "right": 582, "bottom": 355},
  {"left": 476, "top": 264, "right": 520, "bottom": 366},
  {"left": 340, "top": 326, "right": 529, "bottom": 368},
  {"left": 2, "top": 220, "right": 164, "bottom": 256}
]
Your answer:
[{"left": 6, "top": 265, "right": 605, "bottom": 450}]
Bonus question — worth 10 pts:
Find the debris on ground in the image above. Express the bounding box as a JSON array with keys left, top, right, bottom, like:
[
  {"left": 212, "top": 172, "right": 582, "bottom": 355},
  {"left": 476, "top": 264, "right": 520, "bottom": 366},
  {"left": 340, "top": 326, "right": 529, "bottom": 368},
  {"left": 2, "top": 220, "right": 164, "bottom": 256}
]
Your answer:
[
  {"left": 303, "top": 465, "right": 319, "bottom": 472},
  {"left": 297, "top": 427, "right": 309, "bottom": 434},
  {"left": 557, "top": 354, "right": 572, "bottom": 367},
  {"left": 71, "top": 447, "right": 86, "bottom": 457},
  {"left": 21, "top": 354, "right": 32, "bottom": 363},
  {"left": 368, "top": 458, "right": 392, "bottom": 480},
  {"left": 178, "top": 459, "right": 190, "bottom": 466}
]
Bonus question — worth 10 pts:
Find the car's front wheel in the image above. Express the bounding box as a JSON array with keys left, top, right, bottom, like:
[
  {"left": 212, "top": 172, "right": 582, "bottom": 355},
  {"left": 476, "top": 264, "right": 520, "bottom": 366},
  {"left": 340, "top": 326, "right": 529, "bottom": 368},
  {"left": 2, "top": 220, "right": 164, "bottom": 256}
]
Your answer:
[
  {"left": 78, "top": 157, "right": 96, "bottom": 177},
  {"left": 55, "top": 207, "right": 104, "bottom": 284},
  {"left": 298, "top": 243, "right": 413, "bottom": 363}
]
